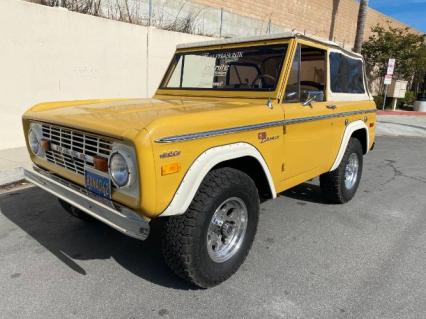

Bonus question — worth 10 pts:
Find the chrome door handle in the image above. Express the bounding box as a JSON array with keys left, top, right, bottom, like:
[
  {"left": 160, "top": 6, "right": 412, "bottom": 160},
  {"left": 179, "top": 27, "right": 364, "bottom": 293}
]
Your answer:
[{"left": 326, "top": 104, "right": 337, "bottom": 110}]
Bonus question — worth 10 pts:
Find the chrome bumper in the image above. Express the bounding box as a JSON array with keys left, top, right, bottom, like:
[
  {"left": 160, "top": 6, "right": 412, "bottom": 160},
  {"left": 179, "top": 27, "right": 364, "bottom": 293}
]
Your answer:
[{"left": 24, "top": 166, "right": 150, "bottom": 240}]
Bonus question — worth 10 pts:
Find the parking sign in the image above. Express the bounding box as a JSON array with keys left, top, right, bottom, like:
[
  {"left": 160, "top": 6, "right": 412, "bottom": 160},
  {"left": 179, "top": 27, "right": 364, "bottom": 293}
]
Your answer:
[
  {"left": 386, "top": 58, "right": 396, "bottom": 76},
  {"left": 384, "top": 74, "right": 392, "bottom": 85}
]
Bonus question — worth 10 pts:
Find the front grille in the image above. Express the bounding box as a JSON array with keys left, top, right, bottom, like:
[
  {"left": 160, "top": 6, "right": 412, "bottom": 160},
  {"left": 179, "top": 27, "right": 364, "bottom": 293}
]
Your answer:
[{"left": 41, "top": 123, "right": 113, "bottom": 176}]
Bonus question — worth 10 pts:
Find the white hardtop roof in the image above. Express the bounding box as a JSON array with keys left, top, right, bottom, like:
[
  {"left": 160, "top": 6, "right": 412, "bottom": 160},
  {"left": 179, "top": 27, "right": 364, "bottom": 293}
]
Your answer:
[{"left": 177, "top": 32, "right": 362, "bottom": 58}]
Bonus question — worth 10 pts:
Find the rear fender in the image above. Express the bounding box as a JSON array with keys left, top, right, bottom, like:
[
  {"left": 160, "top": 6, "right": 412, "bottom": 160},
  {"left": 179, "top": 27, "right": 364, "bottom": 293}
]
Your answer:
[{"left": 330, "top": 120, "right": 369, "bottom": 171}]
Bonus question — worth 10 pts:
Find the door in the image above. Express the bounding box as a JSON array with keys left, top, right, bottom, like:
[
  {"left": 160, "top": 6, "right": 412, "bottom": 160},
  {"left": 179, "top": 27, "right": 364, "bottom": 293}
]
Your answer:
[{"left": 281, "top": 43, "right": 337, "bottom": 183}]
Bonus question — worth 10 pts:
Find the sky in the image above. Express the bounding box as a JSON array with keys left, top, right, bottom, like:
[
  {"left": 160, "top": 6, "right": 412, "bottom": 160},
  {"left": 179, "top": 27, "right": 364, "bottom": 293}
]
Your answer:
[{"left": 368, "top": 0, "right": 426, "bottom": 33}]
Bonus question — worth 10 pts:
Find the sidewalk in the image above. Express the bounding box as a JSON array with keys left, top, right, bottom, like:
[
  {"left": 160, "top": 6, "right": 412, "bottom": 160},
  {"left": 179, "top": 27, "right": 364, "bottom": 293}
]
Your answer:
[
  {"left": 0, "top": 147, "right": 30, "bottom": 186},
  {"left": 376, "top": 115, "right": 426, "bottom": 138},
  {"left": 1, "top": 115, "right": 426, "bottom": 187}
]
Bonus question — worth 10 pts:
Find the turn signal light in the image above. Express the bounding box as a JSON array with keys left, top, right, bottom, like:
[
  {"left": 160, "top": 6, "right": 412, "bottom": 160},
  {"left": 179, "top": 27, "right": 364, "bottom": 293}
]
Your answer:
[
  {"left": 369, "top": 122, "right": 375, "bottom": 128},
  {"left": 40, "top": 139, "right": 51, "bottom": 152},
  {"left": 94, "top": 156, "right": 109, "bottom": 172},
  {"left": 161, "top": 162, "right": 181, "bottom": 176}
]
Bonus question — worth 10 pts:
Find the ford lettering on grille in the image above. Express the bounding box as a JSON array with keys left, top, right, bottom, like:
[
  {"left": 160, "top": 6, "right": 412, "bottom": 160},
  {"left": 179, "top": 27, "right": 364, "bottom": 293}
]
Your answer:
[{"left": 50, "top": 144, "right": 92, "bottom": 162}]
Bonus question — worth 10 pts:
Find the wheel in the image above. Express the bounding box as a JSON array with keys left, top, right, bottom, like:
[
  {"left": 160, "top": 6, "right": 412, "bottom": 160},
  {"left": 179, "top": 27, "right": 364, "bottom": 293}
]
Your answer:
[
  {"left": 58, "top": 198, "right": 93, "bottom": 221},
  {"left": 161, "top": 167, "right": 260, "bottom": 288},
  {"left": 320, "top": 138, "right": 363, "bottom": 203}
]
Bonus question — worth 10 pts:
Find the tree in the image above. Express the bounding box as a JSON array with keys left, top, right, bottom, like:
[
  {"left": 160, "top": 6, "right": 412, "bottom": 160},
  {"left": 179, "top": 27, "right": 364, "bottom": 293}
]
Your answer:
[
  {"left": 329, "top": 0, "right": 340, "bottom": 41},
  {"left": 354, "top": 0, "right": 369, "bottom": 53},
  {"left": 362, "top": 23, "right": 426, "bottom": 93}
]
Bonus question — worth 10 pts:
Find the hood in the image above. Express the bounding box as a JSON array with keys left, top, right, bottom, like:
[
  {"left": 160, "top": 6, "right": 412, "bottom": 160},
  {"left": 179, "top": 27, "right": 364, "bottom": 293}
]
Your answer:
[{"left": 23, "top": 97, "right": 260, "bottom": 139}]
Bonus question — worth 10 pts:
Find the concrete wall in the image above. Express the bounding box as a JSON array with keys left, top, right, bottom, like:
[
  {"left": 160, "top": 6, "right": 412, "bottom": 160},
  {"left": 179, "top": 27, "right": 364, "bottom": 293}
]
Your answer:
[{"left": 0, "top": 0, "right": 211, "bottom": 150}]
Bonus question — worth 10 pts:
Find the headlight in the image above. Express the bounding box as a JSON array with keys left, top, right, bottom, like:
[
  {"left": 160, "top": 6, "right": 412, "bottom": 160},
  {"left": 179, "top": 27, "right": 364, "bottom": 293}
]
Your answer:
[
  {"left": 108, "top": 144, "right": 139, "bottom": 197},
  {"left": 109, "top": 148, "right": 137, "bottom": 188},
  {"left": 109, "top": 152, "right": 129, "bottom": 187},
  {"left": 28, "top": 123, "right": 44, "bottom": 157}
]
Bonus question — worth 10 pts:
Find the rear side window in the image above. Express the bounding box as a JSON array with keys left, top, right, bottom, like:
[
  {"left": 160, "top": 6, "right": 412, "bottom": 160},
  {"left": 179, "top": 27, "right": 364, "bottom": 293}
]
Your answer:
[{"left": 329, "top": 52, "right": 365, "bottom": 94}]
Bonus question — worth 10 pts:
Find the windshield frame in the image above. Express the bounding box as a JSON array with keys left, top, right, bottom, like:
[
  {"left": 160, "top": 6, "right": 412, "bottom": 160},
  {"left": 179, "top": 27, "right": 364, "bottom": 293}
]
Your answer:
[{"left": 156, "top": 39, "right": 291, "bottom": 99}]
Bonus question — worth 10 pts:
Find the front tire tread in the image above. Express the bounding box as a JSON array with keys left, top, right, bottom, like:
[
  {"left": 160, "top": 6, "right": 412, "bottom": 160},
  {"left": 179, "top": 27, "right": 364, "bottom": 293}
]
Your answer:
[{"left": 162, "top": 167, "right": 259, "bottom": 288}]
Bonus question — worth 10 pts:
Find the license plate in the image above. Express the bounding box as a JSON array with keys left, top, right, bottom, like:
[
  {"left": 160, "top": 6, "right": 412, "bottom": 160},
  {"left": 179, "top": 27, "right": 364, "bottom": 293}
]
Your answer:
[{"left": 84, "top": 168, "right": 111, "bottom": 199}]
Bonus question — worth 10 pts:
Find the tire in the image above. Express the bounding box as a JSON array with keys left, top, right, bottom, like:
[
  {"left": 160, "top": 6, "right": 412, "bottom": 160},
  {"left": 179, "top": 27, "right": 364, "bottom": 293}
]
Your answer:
[
  {"left": 320, "top": 138, "right": 363, "bottom": 204},
  {"left": 162, "top": 167, "right": 260, "bottom": 288},
  {"left": 58, "top": 198, "right": 93, "bottom": 221}
]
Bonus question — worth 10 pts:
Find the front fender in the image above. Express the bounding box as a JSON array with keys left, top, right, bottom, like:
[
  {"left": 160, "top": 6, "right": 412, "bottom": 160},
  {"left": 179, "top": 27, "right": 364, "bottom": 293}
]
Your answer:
[{"left": 159, "top": 142, "right": 276, "bottom": 217}]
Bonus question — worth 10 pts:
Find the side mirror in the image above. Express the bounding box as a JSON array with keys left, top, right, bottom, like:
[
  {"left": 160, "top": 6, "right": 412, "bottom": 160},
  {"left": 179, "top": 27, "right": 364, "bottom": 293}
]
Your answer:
[
  {"left": 302, "top": 94, "right": 315, "bottom": 107},
  {"left": 302, "top": 90, "right": 324, "bottom": 107}
]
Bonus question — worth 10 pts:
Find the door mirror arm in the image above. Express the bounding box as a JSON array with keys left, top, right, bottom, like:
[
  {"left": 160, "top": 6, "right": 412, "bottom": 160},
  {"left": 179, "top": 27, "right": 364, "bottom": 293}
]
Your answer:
[{"left": 302, "top": 95, "right": 315, "bottom": 108}]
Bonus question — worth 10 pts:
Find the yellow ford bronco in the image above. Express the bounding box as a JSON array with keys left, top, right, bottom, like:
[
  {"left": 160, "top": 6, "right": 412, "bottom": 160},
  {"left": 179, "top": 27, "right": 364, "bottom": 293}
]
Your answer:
[{"left": 23, "top": 33, "right": 376, "bottom": 288}]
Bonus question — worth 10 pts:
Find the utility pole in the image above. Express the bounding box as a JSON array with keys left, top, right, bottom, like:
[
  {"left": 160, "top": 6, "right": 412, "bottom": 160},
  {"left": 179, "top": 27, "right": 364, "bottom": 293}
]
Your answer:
[{"left": 148, "top": 0, "right": 152, "bottom": 26}]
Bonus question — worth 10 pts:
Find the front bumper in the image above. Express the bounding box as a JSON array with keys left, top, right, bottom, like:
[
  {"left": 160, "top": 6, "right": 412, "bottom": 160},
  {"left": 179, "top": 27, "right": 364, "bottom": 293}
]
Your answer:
[{"left": 24, "top": 166, "right": 150, "bottom": 240}]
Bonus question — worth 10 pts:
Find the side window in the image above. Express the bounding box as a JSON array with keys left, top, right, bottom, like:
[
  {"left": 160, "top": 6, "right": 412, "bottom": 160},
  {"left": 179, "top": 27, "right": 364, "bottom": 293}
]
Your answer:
[
  {"left": 284, "top": 44, "right": 326, "bottom": 103},
  {"left": 329, "top": 52, "right": 365, "bottom": 94}
]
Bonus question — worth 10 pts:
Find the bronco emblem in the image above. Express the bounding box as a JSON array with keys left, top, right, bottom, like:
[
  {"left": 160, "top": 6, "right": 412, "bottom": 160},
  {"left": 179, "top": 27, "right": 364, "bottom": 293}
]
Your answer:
[
  {"left": 160, "top": 150, "right": 181, "bottom": 159},
  {"left": 258, "top": 132, "right": 279, "bottom": 143}
]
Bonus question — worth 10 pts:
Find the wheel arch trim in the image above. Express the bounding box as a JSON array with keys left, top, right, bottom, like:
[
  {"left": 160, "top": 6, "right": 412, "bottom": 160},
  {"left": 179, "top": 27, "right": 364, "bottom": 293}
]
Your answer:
[
  {"left": 159, "top": 142, "right": 277, "bottom": 217},
  {"left": 330, "top": 120, "right": 369, "bottom": 171}
]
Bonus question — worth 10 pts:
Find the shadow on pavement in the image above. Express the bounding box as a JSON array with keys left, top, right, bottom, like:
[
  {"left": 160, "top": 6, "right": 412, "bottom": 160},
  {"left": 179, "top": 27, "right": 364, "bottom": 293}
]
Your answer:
[
  {"left": 280, "top": 181, "right": 329, "bottom": 204},
  {"left": 0, "top": 187, "right": 194, "bottom": 290}
]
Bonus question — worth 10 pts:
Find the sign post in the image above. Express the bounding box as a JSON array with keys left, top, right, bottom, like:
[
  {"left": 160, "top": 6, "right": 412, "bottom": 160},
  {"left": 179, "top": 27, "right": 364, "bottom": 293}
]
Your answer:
[{"left": 382, "top": 58, "right": 395, "bottom": 110}]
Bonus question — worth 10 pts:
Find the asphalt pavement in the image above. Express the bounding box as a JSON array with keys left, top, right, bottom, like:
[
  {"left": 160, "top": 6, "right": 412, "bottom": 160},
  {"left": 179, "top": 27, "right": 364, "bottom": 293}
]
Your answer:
[{"left": 1, "top": 136, "right": 426, "bottom": 319}]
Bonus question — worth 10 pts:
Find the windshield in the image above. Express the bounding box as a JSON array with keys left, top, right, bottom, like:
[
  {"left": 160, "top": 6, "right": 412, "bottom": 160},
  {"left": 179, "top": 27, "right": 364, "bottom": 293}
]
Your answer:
[{"left": 161, "top": 44, "right": 288, "bottom": 91}]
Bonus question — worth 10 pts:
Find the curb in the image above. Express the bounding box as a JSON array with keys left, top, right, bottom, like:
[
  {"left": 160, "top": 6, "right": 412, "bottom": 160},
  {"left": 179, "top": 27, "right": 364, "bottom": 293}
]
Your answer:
[
  {"left": 0, "top": 179, "right": 31, "bottom": 193},
  {"left": 377, "top": 110, "right": 426, "bottom": 116}
]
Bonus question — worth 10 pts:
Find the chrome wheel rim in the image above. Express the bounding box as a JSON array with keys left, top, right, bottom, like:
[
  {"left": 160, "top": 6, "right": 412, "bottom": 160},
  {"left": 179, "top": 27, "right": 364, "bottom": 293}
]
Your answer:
[
  {"left": 345, "top": 153, "right": 359, "bottom": 189},
  {"left": 206, "top": 197, "right": 248, "bottom": 263}
]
